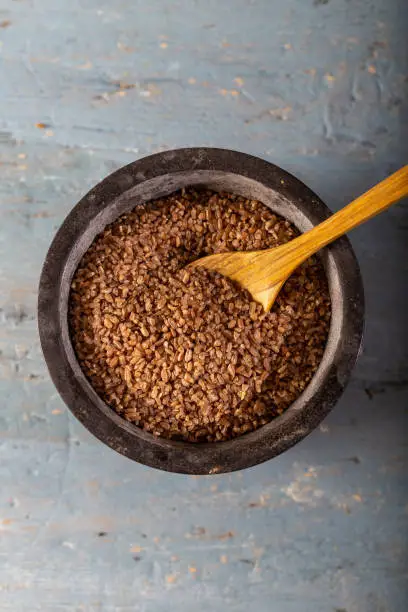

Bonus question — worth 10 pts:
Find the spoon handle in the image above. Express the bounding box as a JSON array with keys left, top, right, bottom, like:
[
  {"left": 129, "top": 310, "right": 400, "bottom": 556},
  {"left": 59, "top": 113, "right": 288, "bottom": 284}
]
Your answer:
[{"left": 282, "top": 165, "right": 408, "bottom": 269}]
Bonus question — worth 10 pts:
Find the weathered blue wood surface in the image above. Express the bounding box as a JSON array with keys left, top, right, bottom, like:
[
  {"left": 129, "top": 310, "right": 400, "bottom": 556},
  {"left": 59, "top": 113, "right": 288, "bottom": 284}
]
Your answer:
[{"left": 0, "top": 1, "right": 407, "bottom": 610}]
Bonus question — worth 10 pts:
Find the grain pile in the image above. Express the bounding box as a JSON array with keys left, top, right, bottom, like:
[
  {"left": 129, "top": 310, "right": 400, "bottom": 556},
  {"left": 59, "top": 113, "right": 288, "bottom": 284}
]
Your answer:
[{"left": 69, "top": 189, "right": 331, "bottom": 442}]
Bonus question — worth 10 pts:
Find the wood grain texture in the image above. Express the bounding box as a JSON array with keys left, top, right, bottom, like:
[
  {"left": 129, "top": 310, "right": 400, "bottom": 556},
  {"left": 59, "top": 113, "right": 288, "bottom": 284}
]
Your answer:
[
  {"left": 0, "top": 1, "right": 407, "bottom": 611},
  {"left": 191, "top": 166, "right": 408, "bottom": 310}
]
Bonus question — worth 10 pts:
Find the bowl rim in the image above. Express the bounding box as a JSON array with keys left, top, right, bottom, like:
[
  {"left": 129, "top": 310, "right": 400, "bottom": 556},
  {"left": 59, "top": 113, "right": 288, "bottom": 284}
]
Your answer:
[{"left": 38, "top": 147, "right": 364, "bottom": 474}]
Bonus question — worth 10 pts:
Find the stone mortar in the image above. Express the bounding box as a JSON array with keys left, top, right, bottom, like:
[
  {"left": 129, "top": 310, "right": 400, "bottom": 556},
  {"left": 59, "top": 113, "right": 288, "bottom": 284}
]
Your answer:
[{"left": 38, "top": 148, "right": 364, "bottom": 474}]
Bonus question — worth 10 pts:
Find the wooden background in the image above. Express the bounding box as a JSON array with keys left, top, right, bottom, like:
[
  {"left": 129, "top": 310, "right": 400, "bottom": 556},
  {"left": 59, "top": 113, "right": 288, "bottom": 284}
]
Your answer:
[{"left": 0, "top": 1, "right": 407, "bottom": 610}]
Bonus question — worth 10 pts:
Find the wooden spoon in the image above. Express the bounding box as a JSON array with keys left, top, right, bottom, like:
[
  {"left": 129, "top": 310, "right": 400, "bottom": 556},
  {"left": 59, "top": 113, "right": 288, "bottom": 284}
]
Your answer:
[{"left": 188, "top": 166, "right": 408, "bottom": 311}]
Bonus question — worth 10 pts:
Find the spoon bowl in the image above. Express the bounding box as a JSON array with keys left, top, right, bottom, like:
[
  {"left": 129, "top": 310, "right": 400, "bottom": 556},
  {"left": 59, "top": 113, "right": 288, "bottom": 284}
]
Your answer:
[{"left": 189, "top": 166, "right": 408, "bottom": 310}]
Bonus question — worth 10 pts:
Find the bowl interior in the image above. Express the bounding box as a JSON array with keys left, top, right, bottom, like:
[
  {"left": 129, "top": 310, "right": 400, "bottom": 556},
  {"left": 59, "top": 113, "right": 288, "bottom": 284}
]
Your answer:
[{"left": 61, "top": 170, "right": 342, "bottom": 443}]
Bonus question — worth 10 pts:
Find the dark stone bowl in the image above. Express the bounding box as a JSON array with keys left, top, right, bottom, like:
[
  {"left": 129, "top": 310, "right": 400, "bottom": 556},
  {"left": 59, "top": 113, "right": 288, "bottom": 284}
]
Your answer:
[{"left": 38, "top": 148, "right": 364, "bottom": 474}]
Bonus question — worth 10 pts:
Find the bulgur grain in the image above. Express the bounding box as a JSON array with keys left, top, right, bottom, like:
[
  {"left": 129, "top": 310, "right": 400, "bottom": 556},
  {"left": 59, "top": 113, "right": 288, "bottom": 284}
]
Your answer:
[{"left": 69, "top": 189, "right": 331, "bottom": 442}]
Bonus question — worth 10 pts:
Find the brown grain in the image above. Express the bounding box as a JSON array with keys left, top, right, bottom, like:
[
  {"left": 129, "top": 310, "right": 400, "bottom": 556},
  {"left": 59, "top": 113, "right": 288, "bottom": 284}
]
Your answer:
[{"left": 69, "top": 189, "right": 331, "bottom": 442}]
